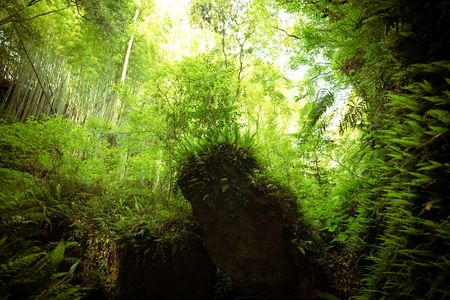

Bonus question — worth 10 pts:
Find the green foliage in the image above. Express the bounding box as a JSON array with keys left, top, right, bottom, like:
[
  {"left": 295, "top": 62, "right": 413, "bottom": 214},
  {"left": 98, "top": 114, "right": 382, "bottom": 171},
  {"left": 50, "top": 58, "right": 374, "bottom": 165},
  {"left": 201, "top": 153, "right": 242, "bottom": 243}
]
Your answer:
[
  {"left": 356, "top": 61, "right": 450, "bottom": 299},
  {"left": 277, "top": 1, "right": 450, "bottom": 298},
  {"left": 339, "top": 92, "right": 367, "bottom": 134},
  {"left": 1, "top": 0, "right": 449, "bottom": 298},
  {"left": 175, "top": 125, "right": 257, "bottom": 171},
  {"left": 147, "top": 53, "right": 240, "bottom": 145},
  {"left": 0, "top": 238, "right": 84, "bottom": 299},
  {"left": 0, "top": 114, "right": 193, "bottom": 296},
  {"left": 307, "top": 90, "right": 335, "bottom": 129},
  {"left": 0, "top": 0, "right": 134, "bottom": 70}
]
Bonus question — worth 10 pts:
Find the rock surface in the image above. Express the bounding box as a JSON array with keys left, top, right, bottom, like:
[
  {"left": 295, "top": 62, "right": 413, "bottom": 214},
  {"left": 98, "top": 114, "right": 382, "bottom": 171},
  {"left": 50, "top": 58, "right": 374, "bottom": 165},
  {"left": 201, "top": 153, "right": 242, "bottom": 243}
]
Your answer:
[
  {"left": 178, "top": 144, "right": 315, "bottom": 299},
  {"left": 116, "top": 222, "right": 216, "bottom": 300}
]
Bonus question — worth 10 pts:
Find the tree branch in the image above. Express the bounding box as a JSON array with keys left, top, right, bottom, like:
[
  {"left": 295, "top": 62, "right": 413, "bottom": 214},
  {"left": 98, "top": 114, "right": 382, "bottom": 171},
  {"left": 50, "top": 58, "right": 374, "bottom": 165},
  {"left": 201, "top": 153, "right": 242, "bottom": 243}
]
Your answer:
[
  {"left": 28, "top": 6, "right": 73, "bottom": 21},
  {"left": 273, "top": 26, "right": 301, "bottom": 40},
  {"left": 27, "top": 0, "right": 43, "bottom": 7},
  {"left": 0, "top": 14, "right": 18, "bottom": 26},
  {"left": 0, "top": 5, "right": 73, "bottom": 27}
]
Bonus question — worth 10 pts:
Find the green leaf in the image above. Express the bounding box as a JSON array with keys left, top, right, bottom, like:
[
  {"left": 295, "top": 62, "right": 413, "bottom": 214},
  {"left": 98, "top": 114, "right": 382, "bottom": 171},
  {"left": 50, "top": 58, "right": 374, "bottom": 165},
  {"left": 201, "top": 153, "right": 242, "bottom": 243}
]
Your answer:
[
  {"left": 426, "top": 109, "right": 450, "bottom": 125},
  {"left": 406, "top": 113, "right": 423, "bottom": 122},
  {"left": 326, "top": 224, "right": 337, "bottom": 232},
  {"left": 221, "top": 184, "right": 229, "bottom": 192},
  {"left": 422, "top": 95, "right": 446, "bottom": 104},
  {"left": 55, "top": 183, "right": 62, "bottom": 201},
  {"left": 331, "top": 234, "right": 349, "bottom": 244},
  {"left": 0, "top": 236, "right": 7, "bottom": 248},
  {"left": 298, "top": 246, "right": 306, "bottom": 256},
  {"left": 68, "top": 261, "right": 80, "bottom": 275},
  {"left": 49, "top": 241, "right": 65, "bottom": 269},
  {"left": 425, "top": 126, "right": 448, "bottom": 136},
  {"left": 388, "top": 94, "right": 418, "bottom": 111},
  {"left": 417, "top": 160, "right": 442, "bottom": 171},
  {"left": 418, "top": 80, "right": 435, "bottom": 94}
]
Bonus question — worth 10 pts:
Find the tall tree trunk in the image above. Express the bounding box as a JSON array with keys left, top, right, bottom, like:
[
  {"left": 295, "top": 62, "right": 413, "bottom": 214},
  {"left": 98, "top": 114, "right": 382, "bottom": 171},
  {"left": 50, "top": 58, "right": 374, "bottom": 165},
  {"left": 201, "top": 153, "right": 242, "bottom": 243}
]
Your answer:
[
  {"left": 111, "top": 0, "right": 140, "bottom": 126},
  {"left": 113, "top": 0, "right": 141, "bottom": 181},
  {"left": 121, "top": 2, "right": 141, "bottom": 83}
]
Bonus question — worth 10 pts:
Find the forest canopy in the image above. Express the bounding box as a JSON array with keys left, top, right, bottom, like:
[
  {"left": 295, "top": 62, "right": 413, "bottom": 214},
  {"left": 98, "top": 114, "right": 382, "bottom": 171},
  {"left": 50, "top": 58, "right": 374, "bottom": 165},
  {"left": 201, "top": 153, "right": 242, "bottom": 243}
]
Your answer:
[{"left": 0, "top": 0, "right": 449, "bottom": 299}]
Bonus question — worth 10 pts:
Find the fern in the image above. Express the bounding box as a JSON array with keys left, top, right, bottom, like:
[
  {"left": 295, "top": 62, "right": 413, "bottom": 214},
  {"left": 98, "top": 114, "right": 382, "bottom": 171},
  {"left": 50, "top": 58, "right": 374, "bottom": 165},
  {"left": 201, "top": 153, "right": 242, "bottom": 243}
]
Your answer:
[
  {"left": 0, "top": 239, "right": 85, "bottom": 299},
  {"left": 307, "top": 89, "right": 335, "bottom": 128},
  {"left": 357, "top": 61, "right": 450, "bottom": 299},
  {"left": 339, "top": 94, "right": 367, "bottom": 133},
  {"left": 174, "top": 124, "right": 256, "bottom": 168}
]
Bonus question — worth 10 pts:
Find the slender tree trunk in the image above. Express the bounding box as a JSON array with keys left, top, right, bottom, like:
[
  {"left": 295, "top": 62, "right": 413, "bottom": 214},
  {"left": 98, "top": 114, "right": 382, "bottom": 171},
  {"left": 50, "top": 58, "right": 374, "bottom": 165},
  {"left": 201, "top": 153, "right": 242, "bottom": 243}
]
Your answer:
[
  {"left": 114, "top": 0, "right": 141, "bottom": 181},
  {"left": 111, "top": 0, "right": 140, "bottom": 126},
  {"left": 121, "top": 4, "right": 140, "bottom": 83}
]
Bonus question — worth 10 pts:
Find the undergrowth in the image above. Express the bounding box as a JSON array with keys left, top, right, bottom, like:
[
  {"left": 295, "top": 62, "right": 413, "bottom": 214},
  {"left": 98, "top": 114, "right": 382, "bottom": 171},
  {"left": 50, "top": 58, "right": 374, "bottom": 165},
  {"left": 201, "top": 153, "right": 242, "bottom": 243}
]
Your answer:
[{"left": 0, "top": 115, "right": 192, "bottom": 298}]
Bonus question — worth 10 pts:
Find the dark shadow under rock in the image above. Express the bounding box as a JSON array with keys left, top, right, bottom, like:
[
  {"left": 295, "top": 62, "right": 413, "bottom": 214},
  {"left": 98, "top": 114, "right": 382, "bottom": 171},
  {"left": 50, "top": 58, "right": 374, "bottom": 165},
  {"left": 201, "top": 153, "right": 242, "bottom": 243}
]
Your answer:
[{"left": 116, "top": 221, "right": 216, "bottom": 300}]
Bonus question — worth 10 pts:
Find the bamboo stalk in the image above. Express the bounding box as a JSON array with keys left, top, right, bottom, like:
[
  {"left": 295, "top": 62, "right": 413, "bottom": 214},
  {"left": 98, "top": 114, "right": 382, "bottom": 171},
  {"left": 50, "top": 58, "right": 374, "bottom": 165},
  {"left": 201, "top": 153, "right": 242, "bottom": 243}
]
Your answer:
[{"left": 2, "top": 40, "right": 123, "bottom": 123}]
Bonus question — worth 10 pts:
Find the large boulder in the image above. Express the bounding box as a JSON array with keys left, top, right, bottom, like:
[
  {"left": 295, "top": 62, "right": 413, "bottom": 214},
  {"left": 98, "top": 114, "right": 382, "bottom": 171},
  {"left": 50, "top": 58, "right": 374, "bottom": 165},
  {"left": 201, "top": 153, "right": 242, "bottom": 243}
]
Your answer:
[{"left": 178, "top": 143, "right": 316, "bottom": 299}]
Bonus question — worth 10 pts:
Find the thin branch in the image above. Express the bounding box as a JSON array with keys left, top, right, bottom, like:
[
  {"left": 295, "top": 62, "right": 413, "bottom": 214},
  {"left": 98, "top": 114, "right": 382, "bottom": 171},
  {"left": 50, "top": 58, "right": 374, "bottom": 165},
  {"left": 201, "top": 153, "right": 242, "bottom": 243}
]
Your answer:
[
  {"left": 220, "top": 21, "right": 228, "bottom": 66},
  {"left": 27, "top": 0, "right": 43, "bottom": 7},
  {"left": 273, "top": 26, "right": 301, "bottom": 40},
  {"left": 0, "top": 5, "right": 73, "bottom": 26},
  {"left": 0, "top": 14, "right": 17, "bottom": 26},
  {"left": 28, "top": 6, "right": 73, "bottom": 21},
  {"left": 234, "top": 29, "right": 253, "bottom": 99}
]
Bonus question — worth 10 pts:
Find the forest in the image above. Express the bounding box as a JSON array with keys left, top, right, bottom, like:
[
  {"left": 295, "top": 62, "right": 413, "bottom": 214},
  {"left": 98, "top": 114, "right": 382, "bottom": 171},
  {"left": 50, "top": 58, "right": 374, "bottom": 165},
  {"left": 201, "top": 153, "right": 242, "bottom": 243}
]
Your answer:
[{"left": 0, "top": 0, "right": 449, "bottom": 299}]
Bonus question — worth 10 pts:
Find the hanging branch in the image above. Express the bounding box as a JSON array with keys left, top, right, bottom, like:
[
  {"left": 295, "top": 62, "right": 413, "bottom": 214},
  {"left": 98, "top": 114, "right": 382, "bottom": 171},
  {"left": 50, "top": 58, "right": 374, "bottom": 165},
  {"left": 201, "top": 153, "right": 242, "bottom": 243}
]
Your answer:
[
  {"left": 0, "top": 2, "right": 74, "bottom": 27},
  {"left": 234, "top": 28, "right": 252, "bottom": 100},
  {"left": 26, "top": 0, "right": 43, "bottom": 7},
  {"left": 220, "top": 20, "right": 228, "bottom": 66},
  {"left": 273, "top": 26, "right": 301, "bottom": 40}
]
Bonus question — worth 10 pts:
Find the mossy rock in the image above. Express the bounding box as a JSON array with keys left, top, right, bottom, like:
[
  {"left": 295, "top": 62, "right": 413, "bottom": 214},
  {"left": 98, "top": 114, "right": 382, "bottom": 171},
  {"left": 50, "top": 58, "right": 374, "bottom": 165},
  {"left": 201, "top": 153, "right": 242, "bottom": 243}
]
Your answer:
[{"left": 178, "top": 143, "right": 316, "bottom": 299}]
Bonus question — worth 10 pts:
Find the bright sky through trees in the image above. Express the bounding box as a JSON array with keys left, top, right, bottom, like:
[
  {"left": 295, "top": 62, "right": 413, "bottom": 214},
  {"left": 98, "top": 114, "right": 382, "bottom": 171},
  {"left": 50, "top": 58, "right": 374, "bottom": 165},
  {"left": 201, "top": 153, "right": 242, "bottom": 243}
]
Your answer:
[
  {"left": 155, "top": 0, "right": 306, "bottom": 80},
  {"left": 154, "top": 0, "right": 215, "bottom": 59},
  {"left": 151, "top": 0, "right": 339, "bottom": 135}
]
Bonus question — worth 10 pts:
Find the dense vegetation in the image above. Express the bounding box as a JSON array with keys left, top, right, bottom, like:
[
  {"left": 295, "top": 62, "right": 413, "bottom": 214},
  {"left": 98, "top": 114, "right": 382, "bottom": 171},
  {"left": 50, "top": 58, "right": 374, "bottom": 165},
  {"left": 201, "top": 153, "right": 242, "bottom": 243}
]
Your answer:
[{"left": 1, "top": 0, "right": 449, "bottom": 299}]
